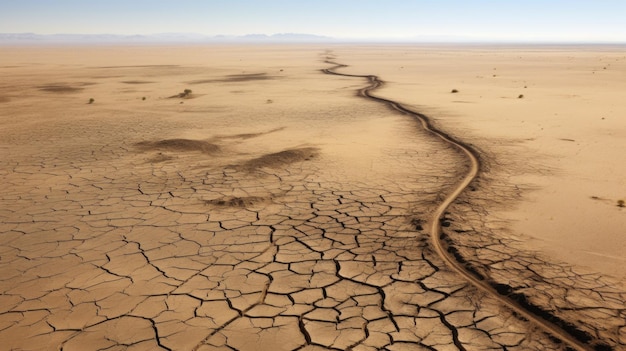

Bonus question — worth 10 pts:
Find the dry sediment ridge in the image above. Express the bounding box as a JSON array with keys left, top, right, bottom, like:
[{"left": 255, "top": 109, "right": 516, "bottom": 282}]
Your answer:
[{"left": 322, "top": 60, "right": 596, "bottom": 351}]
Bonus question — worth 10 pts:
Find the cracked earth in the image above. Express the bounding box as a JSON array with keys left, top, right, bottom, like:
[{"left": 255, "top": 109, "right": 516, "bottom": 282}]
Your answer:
[{"left": 1, "top": 46, "right": 624, "bottom": 350}]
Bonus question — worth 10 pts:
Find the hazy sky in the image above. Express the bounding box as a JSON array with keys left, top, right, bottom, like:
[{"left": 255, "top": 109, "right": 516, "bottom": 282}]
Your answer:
[{"left": 1, "top": 0, "right": 625, "bottom": 42}]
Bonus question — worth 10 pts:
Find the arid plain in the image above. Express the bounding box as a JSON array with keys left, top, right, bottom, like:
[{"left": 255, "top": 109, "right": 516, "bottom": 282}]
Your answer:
[{"left": 0, "top": 45, "right": 625, "bottom": 350}]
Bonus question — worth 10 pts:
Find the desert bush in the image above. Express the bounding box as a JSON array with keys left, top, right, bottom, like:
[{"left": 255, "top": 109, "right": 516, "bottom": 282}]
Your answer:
[
  {"left": 518, "top": 94, "right": 524, "bottom": 99},
  {"left": 169, "top": 89, "right": 193, "bottom": 99},
  {"left": 618, "top": 200, "right": 625, "bottom": 208},
  {"left": 451, "top": 89, "right": 459, "bottom": 93},
  {"left": 177, "top": 89, "right": 192, "bottom": 98},
  {"left": 88, "top": 98, "right": 94, "bottom": 104}
]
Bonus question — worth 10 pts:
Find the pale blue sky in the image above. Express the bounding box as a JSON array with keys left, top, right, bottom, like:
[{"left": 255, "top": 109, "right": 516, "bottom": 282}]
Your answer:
[{"left": 1, "top": 0, "right": 625, "bottom": 42}]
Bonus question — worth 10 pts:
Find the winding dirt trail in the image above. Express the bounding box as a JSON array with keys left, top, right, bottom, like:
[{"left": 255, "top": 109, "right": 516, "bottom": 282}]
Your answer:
[{"left": 322, "top": 60, "right": 593, "bottom": 351}]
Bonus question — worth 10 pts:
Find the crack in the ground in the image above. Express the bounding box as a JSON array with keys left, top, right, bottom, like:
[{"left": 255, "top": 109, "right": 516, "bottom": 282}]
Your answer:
[{"left": 1, "top": 50, "right": 622, "bottom": 351}]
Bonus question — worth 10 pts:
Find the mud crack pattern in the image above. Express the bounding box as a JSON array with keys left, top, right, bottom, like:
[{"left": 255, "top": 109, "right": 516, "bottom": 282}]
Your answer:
[
  {"left": 1, "top": 50, "right": 620, "bottom": 350},
  {"left": 0, "top": 146, "right": 565, "bottom": 350}
]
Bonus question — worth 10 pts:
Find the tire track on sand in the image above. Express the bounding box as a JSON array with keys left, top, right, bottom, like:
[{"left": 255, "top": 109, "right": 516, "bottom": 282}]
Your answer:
[{"left": 322, "top": 60, "right": 593, "bottom": 351}]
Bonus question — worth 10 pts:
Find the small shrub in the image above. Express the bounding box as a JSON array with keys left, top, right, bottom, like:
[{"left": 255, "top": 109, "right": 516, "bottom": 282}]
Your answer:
[
  {"left": 142, "top": 96, "right": 146, "bottom": 101},
  {"left": 88, "top": 98, "right": 95, "bottom": 104},
  {"left": 518, "top": 94, "right": 524, "bottom": 99},
  {"left": 177, "top": 89, "right": 192, "bottom": 98},
  {"left": 618, "top": 200, "right": 625, "bottom": 208},
  {"left": 451, "top": 89, "right": 459, "bottom": 93}
]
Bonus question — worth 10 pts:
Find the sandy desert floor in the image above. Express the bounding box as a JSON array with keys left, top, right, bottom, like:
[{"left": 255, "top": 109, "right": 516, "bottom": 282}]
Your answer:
[{"left": 0, "top": 45, "right": 624, "bottom": 350}]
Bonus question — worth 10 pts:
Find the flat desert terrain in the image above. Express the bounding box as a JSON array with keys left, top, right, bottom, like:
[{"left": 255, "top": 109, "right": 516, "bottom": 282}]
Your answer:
[{"left": 0, "top": 45, "right": 624, "bottom": 350}]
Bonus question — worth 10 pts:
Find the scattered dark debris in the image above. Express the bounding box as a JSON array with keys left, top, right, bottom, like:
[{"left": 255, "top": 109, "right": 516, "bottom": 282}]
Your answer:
[
  {"left": 134, "top": 139, "right": 220, "bottom": 154},
  {"left": 411, "top": 218, "right": 424, "bottom": 231},
  {"left": 121, "top": 80, "right": 154, "bottom": 84},
  {"left": 205, "top": 196, "right": 267, "bottom": 208},
  {"left": 38, "top": 84, "right": 85, "bottom": 93}
]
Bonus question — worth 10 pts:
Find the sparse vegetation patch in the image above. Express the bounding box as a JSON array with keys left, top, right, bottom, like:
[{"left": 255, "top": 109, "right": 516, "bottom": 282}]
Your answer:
[{"left": 170, "top": 89, "right": 194, "bottom": 99}]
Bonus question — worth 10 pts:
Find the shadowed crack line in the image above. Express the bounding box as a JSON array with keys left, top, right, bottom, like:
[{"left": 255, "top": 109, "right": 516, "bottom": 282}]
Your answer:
[{"left": 322, "top": 59, "right": 594, "bottom": 351}]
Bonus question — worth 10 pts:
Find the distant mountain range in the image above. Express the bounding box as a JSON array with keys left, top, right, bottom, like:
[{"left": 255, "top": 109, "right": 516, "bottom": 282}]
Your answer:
[
  {"left": 4, "top": 32, "right": 616, "bottom": 45},
  {"left": 0, "top": 32, "right": 335, "bottom": 44}
]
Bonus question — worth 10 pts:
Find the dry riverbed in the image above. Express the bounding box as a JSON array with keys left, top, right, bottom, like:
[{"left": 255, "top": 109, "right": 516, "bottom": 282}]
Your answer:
[{"left": 0, "top": 45, "right": 624, "bottom": 350}]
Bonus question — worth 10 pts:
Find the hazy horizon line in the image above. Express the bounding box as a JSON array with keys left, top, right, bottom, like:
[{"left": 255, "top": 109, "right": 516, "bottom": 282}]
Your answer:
[{"left": 1, "top": 32, "right": 625, "bottom": 45}]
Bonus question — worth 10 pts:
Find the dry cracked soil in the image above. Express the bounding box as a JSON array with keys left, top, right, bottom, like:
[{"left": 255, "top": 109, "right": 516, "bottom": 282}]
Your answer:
[{"left": 0, "top": 46, "right": 624, "bottom": 351}]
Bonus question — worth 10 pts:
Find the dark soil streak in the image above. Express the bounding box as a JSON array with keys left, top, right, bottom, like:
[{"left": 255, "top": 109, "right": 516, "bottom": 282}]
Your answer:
[{"left": 322, "top": 59, "right": 594, "bottom": 351}]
